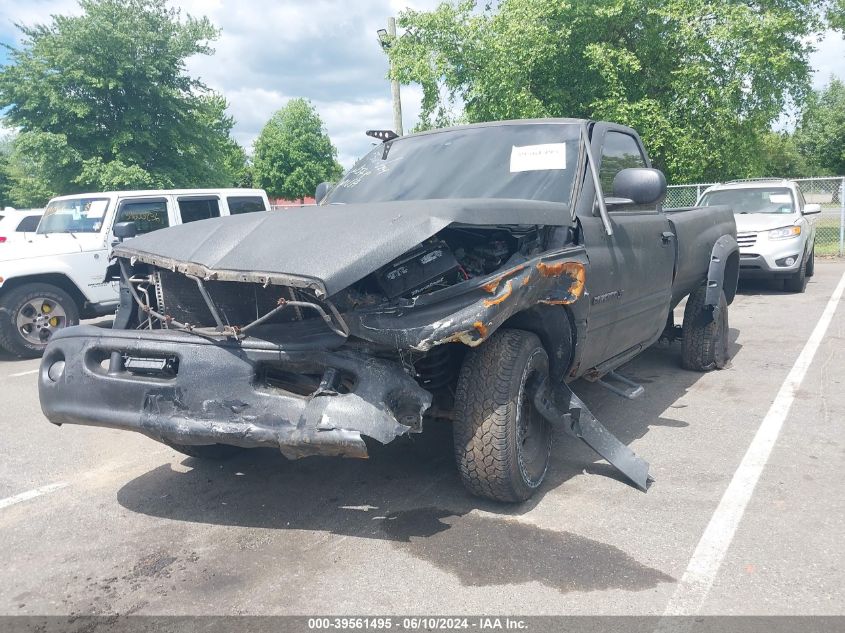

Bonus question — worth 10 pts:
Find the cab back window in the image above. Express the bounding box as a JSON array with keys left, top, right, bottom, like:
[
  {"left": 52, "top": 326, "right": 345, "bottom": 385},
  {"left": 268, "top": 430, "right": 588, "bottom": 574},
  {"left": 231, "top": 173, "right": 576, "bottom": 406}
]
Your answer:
[{"left": 227, "top": 196, "right": 267, "bottom": 214}]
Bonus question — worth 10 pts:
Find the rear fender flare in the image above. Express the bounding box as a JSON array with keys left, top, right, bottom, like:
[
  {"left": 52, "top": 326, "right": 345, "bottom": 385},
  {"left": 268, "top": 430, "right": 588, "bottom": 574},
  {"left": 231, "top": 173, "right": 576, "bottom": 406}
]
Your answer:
[{"left": 705, "top": 235, "right": 739, "bottom": 311}]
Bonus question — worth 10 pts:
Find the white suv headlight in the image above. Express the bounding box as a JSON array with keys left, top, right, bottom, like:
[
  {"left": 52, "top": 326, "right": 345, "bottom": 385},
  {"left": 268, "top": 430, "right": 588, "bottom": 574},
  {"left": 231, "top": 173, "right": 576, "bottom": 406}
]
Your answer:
[{"left": 768, "top": 226, "right": 801, "bottom": 240}]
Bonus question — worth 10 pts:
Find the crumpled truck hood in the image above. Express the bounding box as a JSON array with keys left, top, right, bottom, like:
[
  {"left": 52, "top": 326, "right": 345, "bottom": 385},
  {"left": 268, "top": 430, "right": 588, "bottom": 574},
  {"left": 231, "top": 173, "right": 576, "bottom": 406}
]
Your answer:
[{"left": 113, "top": 198, "right": 569, "bottom": 297}]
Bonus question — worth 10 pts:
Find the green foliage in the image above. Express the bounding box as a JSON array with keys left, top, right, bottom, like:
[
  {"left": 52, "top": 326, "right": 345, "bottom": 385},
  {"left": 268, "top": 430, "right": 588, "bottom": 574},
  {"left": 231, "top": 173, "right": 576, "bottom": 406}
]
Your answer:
[
  {"left": 758, "top": 132, "right": 812, "bottom": 178},
  {"left": 252, "top": 98, "right": 343, "bottom": 201},
  {"left": 389, "top": 0, "right": 830, "bottom": 183},
  {"left": 0, "top": 0, "right": 247, "bottom": 205},
  {"left": 795, "top": 78, "right": 845, "bottom": 175}
]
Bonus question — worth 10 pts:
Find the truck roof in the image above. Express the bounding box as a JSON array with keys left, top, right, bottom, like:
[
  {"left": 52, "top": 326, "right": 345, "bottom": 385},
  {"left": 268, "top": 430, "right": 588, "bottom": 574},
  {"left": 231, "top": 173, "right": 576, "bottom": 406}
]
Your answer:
[{"left": 388, "top": 117, "right": 623, "bottom": 141}]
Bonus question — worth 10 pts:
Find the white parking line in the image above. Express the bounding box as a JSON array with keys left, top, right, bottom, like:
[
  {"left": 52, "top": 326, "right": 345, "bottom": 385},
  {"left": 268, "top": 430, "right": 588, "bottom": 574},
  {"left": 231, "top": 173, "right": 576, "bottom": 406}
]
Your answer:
[
  {"left": 664, "top": 271, "right": 845, "bottom": 616},
  {"left": 0, "top": 481, "right": 69, "bottom": 510},
  {"left": 10, "top": 369, "right": 39, "bottom": 377}
]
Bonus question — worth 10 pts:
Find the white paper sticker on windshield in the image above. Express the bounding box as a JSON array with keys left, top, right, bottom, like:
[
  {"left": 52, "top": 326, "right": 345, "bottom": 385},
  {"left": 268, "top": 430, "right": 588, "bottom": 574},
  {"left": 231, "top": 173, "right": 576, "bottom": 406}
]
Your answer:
[
  {"left": 84, "top": 200, "right": 108, "bottom": 218},
  {"left": 769, "top": 194, "right": 791, "bottom": 204},
  {"left": 510, "top": 143, "right": 567, "bottom": 172}
]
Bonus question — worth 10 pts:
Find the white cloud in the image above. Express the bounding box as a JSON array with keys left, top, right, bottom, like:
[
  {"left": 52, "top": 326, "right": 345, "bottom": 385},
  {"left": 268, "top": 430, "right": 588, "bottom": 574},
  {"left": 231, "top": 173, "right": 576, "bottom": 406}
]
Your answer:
[{"left": 808, "top": 31, "right": 845, "bottom": 89}]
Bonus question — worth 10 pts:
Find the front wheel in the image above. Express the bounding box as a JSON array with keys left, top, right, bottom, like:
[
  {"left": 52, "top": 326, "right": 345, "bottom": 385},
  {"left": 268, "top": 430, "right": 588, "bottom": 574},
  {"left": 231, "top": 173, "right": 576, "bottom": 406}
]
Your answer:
[
  {"left": 805, "top": 246, "right": 815, "bottom": 278},
  {"left": 784, "top": 252, "right": 808, "bottom": 293},
  {"left": 452, "top": 329, "right": 552, "bottom": 503},
  {"left": 681, "top": 284, "right": 729, "bottom": 372},
  {"left": 0, "top": 283, "right": 80, "bottom": 358}
]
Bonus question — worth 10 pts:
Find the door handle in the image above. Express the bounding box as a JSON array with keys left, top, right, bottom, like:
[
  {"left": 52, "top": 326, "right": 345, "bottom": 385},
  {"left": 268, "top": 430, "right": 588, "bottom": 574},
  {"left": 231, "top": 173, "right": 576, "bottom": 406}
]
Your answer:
[{"left": 661, "top": 231, "right": 675, "bottom": 245}]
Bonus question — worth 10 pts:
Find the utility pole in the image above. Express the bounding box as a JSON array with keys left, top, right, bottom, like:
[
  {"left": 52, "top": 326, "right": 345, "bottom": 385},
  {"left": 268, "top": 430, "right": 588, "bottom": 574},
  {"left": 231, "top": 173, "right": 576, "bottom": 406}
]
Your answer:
[{"left": 387, "top": 17, "right": 403, "bottom": 135}]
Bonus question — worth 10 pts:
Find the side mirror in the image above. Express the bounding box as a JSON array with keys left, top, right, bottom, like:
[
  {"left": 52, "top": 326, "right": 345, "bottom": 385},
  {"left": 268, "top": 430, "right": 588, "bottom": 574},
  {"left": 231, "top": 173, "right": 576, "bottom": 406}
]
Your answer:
[
  {"left": 610, "top": 168, "right": 667, "bottom": 206},
  {"left": 113, "top": 221, "right": 137, "bottom": 241},
  {"left": 315, "top": 182, "right": 333, "bottom": 205},
  {"left": 803, "top": 203, "right": 821, "bottom": 215}
]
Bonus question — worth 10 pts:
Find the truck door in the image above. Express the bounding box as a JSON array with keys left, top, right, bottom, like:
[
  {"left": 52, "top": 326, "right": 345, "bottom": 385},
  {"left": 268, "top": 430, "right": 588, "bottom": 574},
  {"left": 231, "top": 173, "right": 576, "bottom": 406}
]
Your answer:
[{"left": 578, "top": 127, "right": 675, "bottom": 371}]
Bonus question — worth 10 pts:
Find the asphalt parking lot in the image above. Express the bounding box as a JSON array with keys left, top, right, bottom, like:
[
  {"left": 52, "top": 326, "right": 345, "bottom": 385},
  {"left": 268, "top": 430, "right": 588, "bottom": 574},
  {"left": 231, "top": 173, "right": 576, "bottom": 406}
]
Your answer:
[{"left": 1, "top": 261, "right": 843, "bottom": 619}]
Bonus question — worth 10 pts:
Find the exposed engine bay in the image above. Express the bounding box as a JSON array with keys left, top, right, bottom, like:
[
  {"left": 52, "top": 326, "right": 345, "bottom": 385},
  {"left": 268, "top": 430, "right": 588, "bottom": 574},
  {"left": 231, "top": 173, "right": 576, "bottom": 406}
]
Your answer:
[{"left": 118, "top": 224, "right": 547, "bottom": 336}]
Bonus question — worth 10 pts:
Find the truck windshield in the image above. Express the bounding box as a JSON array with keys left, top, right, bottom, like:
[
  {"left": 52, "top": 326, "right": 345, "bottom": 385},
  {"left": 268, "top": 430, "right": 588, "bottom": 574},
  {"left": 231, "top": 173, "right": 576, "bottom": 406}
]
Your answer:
[
  {"left": 700, "top": 187, "right": 795, "bottom": 214},
  {"left": 37, "top": 198, "right": 111, "bottom": 234},
  {"left": 325, "top": 123, "right": 580, "bottom": 205}
]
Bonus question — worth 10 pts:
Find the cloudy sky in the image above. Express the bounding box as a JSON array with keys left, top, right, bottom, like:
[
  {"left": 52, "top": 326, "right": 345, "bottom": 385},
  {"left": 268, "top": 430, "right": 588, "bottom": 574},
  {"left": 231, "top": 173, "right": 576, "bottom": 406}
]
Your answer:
[{"left": 1, "top": 0, "right": 843, "bottom": 167}]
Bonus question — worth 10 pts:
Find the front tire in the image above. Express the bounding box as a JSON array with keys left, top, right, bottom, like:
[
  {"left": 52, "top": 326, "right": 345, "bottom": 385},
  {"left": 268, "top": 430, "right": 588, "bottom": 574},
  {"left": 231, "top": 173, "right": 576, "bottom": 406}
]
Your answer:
[
  {"left": 453, "top": 329, "right": 552, "bottom": 503},
  {"left": 805, "top": 246, "right": 815, "bottom": 278},
  {"left": 0, "top": 283, "right": 80, "bottom": 358},
  {"left": 784, "top": 252, "right": 808, "bottom": 293},
  {"left": 681, "top": 284, "right": 729, "bottom": 372}
]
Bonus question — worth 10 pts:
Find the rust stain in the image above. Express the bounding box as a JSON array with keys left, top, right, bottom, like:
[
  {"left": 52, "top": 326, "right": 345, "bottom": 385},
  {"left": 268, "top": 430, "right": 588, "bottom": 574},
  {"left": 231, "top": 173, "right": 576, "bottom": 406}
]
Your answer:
[
  {"left": 540, "top": 298, "right": 575, "bottom": 306},
  {"left": 521, "top": 273, "right": 532, "bottom": 287},
  {"left": 536, "top": 261, "right": 567, "bottom": 277},
  {"left": 482, "top": 280, "right": 513, "bottom": 307},
  {"left": 473, "top": 321, "right": 488, "bottom": 338},
  {"left": 481, "top": 278, "right": 501, "bottom": 294},
  {"left": 481, "top": 265, "right": 526, "bottom": 294}
]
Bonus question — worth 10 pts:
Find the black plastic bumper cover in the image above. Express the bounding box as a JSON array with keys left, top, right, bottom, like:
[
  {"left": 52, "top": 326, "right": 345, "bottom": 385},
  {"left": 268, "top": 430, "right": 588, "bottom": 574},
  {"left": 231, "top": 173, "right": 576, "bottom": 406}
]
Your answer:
[{"left": 38, "top": 326, "right": 432, "bottom": 459}]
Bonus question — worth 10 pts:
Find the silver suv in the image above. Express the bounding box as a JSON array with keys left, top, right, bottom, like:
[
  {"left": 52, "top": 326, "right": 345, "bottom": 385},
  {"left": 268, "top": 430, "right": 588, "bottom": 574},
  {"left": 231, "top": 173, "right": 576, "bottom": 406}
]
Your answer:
[{"left": 698, "top": 179, "right": 820, "bottom": 292}]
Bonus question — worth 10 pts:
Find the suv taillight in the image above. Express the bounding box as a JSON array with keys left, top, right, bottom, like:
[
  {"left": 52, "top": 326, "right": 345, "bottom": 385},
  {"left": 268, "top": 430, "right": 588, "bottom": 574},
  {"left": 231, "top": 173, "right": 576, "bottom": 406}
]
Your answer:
[{"left": 0, "top": 236, "right": 6, "bottom": 243}]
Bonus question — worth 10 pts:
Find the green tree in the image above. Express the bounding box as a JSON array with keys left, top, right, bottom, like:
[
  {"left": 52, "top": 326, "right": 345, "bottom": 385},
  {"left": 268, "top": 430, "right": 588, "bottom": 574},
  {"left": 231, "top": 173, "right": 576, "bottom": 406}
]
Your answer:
[
  {"left": 758, "top": 131, "right": 812, "bottom": 178},
  {"left": 0, "top": 0, "right": 245, "bottom": 205},
  {"left": 796, "top": 78, "right": 845, "bottom": 175},
  {"left": 388, "top": 0, "right": 831, "bottom": 183},
  {"left": 252, "top": 98, "right": 343, "bottom": 201},
  {"left": 0, "top": 130, "right": 14, "bottom": 208}
]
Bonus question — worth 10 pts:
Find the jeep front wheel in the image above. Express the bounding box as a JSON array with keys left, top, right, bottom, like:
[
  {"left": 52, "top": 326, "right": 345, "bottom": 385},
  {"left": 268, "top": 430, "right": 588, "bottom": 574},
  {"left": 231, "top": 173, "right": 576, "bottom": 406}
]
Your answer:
[
  {"left": 452, "top": 329, "right": 552, "bottom": 503},
  {"left": 0, "top": 283, "right": 80, "bottom": 358}
]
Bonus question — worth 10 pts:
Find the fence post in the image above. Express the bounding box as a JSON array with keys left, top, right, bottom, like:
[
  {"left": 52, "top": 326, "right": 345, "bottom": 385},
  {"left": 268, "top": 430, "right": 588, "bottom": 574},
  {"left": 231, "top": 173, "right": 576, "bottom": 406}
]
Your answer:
[
  {"left": 840, "top": 177, "right": 844, "bottom": 257},
  {"left": 696, "top": 185, "right": 701, "bottom": 201}
]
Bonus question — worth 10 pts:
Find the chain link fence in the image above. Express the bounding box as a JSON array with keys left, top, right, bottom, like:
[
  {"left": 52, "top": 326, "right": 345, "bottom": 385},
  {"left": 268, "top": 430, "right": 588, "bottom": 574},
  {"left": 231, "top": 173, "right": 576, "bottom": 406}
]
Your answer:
[{"left": 666, "top": 177, "right": 845, "bottom": 257}]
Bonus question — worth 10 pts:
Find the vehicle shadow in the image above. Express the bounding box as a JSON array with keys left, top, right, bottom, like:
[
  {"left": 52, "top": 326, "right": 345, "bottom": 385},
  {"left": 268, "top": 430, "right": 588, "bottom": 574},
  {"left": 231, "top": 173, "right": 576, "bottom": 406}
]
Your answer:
[
  {"left": 735, "top": 278, "right": 788, "bottom": 296},
  {"left": 115, "top": 331, "right": 740, "bottom": 592}
]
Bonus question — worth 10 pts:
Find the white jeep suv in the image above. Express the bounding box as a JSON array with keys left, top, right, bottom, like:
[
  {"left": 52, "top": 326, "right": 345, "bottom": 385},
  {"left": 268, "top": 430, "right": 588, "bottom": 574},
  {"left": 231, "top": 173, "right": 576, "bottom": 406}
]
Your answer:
[
  {"left": 0, "top": 188, "right": 270, "bottom": 357},
  {"left": 698, "top": 179, "right": 820, "bottom": 293}
]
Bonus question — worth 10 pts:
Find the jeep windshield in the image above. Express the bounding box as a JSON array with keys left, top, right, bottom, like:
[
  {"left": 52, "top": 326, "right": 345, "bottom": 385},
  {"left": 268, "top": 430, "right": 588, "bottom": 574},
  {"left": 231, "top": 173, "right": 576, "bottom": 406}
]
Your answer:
[
  {"left": 700, "top": 187, "right": 795, "bottom": 214},
  {"left": 37, "top": 198, "right": 110, "bottom": 234},
  {"left": 325, "top": 123, "right": 580, "bottom": 206}
]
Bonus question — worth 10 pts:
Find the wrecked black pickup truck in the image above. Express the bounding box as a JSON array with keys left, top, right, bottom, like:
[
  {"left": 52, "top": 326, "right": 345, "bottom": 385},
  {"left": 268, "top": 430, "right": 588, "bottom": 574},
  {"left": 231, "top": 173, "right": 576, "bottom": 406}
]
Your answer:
[{"left": 39, "top": 119, "right": 739, "bottom": 502}]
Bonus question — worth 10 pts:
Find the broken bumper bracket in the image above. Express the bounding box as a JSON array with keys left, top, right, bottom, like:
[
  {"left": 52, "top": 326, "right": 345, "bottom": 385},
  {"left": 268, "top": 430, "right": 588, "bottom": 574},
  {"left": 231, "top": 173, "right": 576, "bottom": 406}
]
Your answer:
[{"left": 534, "top": 380, "right": 653, "bottom": 491}]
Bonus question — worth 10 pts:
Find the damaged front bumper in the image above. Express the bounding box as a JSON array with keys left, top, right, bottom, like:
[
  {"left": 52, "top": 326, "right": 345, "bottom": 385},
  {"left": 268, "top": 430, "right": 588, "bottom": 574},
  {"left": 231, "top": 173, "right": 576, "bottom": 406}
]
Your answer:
[{"left": 38, "top": 325, "right": 432, "bottom": 458}]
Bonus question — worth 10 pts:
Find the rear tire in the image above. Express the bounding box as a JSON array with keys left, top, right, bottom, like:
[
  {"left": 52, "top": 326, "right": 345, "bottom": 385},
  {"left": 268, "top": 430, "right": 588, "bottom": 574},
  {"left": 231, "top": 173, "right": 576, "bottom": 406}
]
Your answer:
[
  {"left": 453, "top": 329, "right": 552, "bottom": 503},
  {"left": 784, "top": 253, "right": 808, "bottom": 293},
  {"left": 0, "top": 283, "right": 80, "bottom": 358},
  {"left": 681, "top": 284, "right": 729, "bottom": 372},
  {"left": 161, "top": 440, "right": 243, "bottom": 460}
]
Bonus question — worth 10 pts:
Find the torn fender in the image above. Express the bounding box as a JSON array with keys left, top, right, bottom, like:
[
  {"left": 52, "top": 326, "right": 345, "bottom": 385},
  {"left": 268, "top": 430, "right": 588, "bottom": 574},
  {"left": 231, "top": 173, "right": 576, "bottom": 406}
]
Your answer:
[{"left": 346, "top": 246, "right": 587, "bottom": 351}]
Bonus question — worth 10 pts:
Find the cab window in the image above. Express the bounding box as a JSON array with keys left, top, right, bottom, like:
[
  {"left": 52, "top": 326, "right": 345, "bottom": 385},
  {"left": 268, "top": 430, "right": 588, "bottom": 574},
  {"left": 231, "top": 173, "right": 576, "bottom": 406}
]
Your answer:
[
  {"left": 227, "top": 196, "right": 267, "bottom": 215},
  {"left": 178, "top": 197, "right": 221, "bottom": 223},
  {"left": 599, "top": 132, "right": 647, "bottom": 193},
  {"left": 114, "top": 199, "right": 169, "bottom": 234}
]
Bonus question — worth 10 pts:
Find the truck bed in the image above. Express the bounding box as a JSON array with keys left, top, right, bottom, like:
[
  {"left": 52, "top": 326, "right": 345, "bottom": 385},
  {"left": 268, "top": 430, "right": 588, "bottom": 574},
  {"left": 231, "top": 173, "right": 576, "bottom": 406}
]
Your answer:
[{"left": 666, "top": 204, "right": 736, "bottom": 307}]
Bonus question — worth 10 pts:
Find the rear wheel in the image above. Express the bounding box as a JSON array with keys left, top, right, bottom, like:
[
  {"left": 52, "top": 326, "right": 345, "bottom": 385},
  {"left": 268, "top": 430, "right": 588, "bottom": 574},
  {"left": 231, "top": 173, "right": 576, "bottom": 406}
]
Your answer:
[
  {"left": 681, "top": 284, "right": 729, "bottom": 372},
  {"left": 453, "top": 329, "right": 552, "bottom": 503},
  {"left": 0, "top": 283, "right": 79, "bottom": 358}
]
